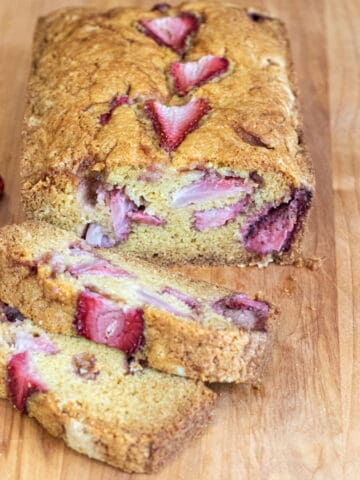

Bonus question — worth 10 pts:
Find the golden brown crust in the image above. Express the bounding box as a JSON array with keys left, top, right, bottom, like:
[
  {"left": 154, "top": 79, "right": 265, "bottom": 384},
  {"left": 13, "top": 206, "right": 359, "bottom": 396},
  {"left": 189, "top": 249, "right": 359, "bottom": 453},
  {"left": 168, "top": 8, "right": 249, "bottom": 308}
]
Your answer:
[
  {"left": 26, "top": 387, "right": 216, "bottom": 473},
  {"left": 21, "top": 2, "right": 314, "bottom": 187},
  {"left": 0, "top": 221, "right": 276, "bottom": 383},
  {"left": 144, "top": 305, "right": 276, "bottom": 383}
]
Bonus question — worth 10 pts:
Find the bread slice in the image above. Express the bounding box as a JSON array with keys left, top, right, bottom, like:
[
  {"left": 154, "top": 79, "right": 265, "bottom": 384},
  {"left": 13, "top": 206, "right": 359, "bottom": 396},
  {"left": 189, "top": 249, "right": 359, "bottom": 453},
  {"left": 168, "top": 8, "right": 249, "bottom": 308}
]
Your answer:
[
  {"left": 0, "top": 221, "right": 276, "bottom": 383},
  {"left": 0, "top": 308, "right": 216, "bottom": 473},
  {"left": 21, "top": 2, "right": 314, "bottom": 267}
]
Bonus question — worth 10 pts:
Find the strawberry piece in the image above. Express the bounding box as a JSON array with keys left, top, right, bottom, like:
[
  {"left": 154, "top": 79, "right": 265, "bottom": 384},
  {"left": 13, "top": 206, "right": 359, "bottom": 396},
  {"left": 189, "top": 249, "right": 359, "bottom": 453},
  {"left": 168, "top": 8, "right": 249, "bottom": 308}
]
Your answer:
[
  {"left": 144, "top": 98, "right": 210, "bottom": 151},
  {"left": 243, "top": 189, "right": 311, "bottom": 255},
  {"left": 135, "top": 288, "right": 190, "bottom": 317},
  {"left": 128, "top": 210, "right": 166, "bottom": 226},
  {"left": 138, "top": 13, "right": 199, "bottom": 55},
  {"left": 69, "top": 258, "right": 133, "bottom": 279},
  {"left": 15, "top": 331, "right": 58, "bottom": 355},
  {"left": 109, "top": 189, "right": 135, "bottom": 242},
  {"left": 172, "top": 172, "right": 254, "bottom": 207},
  {"left": 193, "top": 196, "right": 251, "bottom": 231},
  {"left": 99, "top": 95, "right": 128, "bottom": 125},
  {"left": 84, "top": 223, "right": 116, "bottom": 248},
  {"left": 7, "top": 352, "right": 48, "bottom": 413},
  {"left": 75, "top": 290, "right": 144, "bottom": 354},
  {"left": 110, "top": 188, "right": 167, "bottom": 240},
  {"left": 213, "top": 294, "right": 269, "bottom": 331},
  {"left": 171, "top": 55, "right": 229, "bottom": 95},
  {"left": 161, "top": 286, "right": 201, "bottom": 313}
]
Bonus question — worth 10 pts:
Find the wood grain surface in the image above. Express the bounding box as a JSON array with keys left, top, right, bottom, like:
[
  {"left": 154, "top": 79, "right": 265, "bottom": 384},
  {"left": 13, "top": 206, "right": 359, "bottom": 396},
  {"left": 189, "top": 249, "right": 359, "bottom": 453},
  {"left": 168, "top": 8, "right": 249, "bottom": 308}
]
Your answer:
[{"left": 0, "top": 0, "right": 358, "bottom": 478}]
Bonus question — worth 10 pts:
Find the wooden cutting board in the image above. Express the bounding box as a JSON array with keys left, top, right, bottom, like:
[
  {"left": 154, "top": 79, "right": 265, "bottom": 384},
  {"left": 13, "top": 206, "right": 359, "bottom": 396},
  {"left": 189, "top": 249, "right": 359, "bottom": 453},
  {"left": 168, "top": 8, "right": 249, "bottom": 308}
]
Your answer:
[{"left": 0, "top": 0, "right": 358, "bottom": 478}]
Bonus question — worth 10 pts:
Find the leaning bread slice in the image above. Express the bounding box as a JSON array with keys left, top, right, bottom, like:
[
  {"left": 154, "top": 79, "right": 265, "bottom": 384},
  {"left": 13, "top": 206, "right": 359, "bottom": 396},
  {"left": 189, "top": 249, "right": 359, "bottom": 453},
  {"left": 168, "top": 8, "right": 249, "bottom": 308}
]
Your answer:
[
  {"left": 0, "top": 307, "right": 216, "bottom": 473},
  {"left": 0, "top": 221, "right": 276, "bottom": 383}
]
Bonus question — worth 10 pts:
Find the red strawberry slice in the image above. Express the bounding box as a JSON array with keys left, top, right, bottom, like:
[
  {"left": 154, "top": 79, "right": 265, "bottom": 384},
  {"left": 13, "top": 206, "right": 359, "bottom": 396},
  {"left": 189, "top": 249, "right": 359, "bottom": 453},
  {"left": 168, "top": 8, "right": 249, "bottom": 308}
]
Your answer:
[
  {"left": 193, "top": 196, "right": 250, "bottom": 231},
  {"left": 135, "top": 288, "right": 190, "bottom": 317},
  {"left": 7, "top": 352, "right": 48, "bottom": 413},
  {"left": 109, "top": 188, "right": 167, "bottom": 240},
  {"left": 171, "top": 55, "right": 229, "bottom": 95},
  {"left": 109, "top": 189, "right": 135, "bottom": 242},
  {"left": 75, "top": 289, "right": 144, "bottom": 354},
  {"left": 161, "top": 286, "right": 201, "bottom": 314},
  {"left": 127, "top": 210, "right": 166, "bottom": 226},
  {"left": 144, "top": 98, "right": 210, "bottom": 151},
  {"left": 172, "top": 173, "right": 254, "bottom": 207},
  {"left": 213, "top": 294, "right": 269, "bottom": 331},
  {"left": 242, "top": 189, "right": 311, "bottom": 255},
  {"left": 69, "top": 259, "right": 133, "bottom": 279},
  {"left": 138, "top": 13, "right": 199, "bottom": 55},
  {"left": 15, "top": 331, "right": 58, "bottom": 355}
]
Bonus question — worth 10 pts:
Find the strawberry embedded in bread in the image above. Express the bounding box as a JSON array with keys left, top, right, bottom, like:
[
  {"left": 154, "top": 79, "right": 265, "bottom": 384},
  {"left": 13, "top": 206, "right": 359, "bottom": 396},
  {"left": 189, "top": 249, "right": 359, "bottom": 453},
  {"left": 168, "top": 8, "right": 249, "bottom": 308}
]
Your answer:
[
  {"left": 138, "top": 12, "right": 199, "bottom": 55},
  {"left": 6, "top": 325, "right": 58, "bottom": 412},
  {"left": 144, "top": 98, "right": 210, "bottom": 151},
  {"left": 193, "top": 196, "right": 250, "bottom": 232},
  {"left": 128, "top": 210, "right": 166, "bottom": 226},
  {"left": 7, "top": 352, "right": 48, "bottom": 413},
  {"left": 213, "top": 294, "right": 269, "bottom": 331},
  {"left": 109, "top": 188, "right": 134, "bottom": 242},
  {"left": 0, "top": 316, "right": 216, "bottom": 472},
  {"left": 160, "top": 286, "right": 201, "bottom": 313},
  {"left": 84, "top": 187, "right": 167, "bottom": 247},
  {"left": 170, "top": 55, "right": 229, "bottom": 95},
  {"left": 171, "top": 173, "right": 254, "bottom": 207},
  {"left": 242, "top": 189, "right": 312, "bottom": 255},
  {"left": 0, "top": 222, "right": 276, "bottom": 383},
  {"left": 69, "top": 258, "right": 133, "bottom": 279},
  {"left": 75, "top": 289, "right": 145, "bottom": 354},
  {"left": 14, "top": 330, "right": 59, "bottom": 355}
]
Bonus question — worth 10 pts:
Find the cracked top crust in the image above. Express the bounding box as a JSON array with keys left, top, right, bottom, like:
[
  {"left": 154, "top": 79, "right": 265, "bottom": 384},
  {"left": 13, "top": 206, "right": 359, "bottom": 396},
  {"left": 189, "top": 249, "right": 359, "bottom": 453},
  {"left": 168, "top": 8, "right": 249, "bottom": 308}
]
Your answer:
[{"left": 21, "top": 2, "right": 314, "bottom": 189}]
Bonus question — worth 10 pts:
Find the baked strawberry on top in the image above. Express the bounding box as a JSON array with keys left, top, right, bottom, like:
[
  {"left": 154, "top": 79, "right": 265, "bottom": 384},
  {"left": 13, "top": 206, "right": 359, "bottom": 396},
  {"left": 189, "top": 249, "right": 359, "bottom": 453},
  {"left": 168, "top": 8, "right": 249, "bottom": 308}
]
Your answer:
[
  {"left": 171, "top": 55, "right": 229, "bottom": 95},
  {"left": 144, "top": 98, "right": 210, "bottom": 151},
  {"left": 138, "top": 12, "right": 199, "bottom": 55}
]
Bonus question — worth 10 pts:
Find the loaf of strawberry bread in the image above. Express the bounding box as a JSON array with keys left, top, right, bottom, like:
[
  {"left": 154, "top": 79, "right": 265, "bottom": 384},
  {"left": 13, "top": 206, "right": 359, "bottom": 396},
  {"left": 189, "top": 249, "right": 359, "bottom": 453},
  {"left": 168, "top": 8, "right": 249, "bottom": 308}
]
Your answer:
[
  {"left": 0, "top": 222, "right": 275, "bottom": 383},
  {"left": 21, "top": 2, "right": 314, "bottom": 267},
  {"left": 0, "top": 307, "right": 216, "bottom": 473}
]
